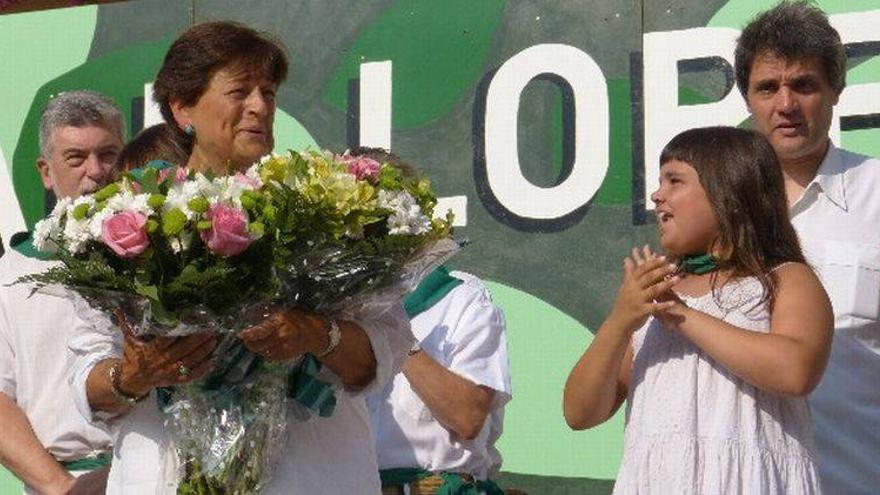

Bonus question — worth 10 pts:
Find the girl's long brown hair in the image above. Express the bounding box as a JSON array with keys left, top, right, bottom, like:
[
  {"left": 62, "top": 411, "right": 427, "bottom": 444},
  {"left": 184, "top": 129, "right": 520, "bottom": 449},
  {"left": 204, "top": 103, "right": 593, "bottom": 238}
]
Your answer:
[{"left": 659, "top": 126, "right": 806, "bottom": 305}]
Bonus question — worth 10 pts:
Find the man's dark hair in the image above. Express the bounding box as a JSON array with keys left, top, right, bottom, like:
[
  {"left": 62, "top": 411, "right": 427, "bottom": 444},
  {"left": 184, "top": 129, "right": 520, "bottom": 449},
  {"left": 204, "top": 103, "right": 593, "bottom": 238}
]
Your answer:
[{"left": 734, "top": 1, "right": 846, "bottom": 98}]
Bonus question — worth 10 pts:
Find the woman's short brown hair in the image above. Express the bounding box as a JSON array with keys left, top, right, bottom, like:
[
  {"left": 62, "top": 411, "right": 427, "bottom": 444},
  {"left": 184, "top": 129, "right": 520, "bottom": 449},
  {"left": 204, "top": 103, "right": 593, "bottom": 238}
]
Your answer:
[{"left": 152, "top": 21, "right": 288, "bottom": 131}]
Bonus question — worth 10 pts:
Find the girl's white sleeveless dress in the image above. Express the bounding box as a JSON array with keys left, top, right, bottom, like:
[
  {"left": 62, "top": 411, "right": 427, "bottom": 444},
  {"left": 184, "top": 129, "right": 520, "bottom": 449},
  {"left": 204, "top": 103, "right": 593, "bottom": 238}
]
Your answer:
[{"left": 613, "top": 277, "right": 821, "bottom": 494}]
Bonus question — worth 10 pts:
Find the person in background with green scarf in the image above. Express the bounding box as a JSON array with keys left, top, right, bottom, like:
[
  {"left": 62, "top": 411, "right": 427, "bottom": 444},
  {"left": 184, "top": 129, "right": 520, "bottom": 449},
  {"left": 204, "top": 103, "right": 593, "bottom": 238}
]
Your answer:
[
  {"left": 0, "top": 90, "right": 122, "bottom": 494},
  {"left": 367, "top": 263, "right": 513, "bottom": 495}
]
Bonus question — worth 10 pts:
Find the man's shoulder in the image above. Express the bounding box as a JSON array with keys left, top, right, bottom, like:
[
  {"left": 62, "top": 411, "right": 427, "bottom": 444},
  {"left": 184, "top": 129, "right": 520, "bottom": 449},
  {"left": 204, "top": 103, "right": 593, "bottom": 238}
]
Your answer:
[
  {"left": 836, "top": 146, "right": 880, "bottom": 177},
  {"left": 0, "top": 248, "right": 54, "bottom": 283},
  {"left": 448, "top": 271, "right": 496, "bottom": 303}
]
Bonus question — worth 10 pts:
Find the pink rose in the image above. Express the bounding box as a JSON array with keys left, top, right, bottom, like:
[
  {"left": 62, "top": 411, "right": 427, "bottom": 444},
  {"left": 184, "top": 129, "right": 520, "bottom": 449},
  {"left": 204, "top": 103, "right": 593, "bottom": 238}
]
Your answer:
[
  {"left": 102, "top": 211, "right": 150, "bottom": 258},
  {"left": 159, "top": 166, "right": 188, "bottom": 184},
  {"left": 341, "top": 155, "right": 381, "bottom": 182},
  {"left": 200, "top": 204, "right": 252, "bottom": 257}
]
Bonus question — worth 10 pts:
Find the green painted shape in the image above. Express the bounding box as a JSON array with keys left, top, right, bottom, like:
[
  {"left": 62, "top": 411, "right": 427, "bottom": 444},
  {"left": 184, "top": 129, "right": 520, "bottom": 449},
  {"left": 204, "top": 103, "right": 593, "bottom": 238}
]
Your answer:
[
  {"left": 12, "top": 38, "right": 174, "bottom": 230},
  {"left": 273, "top": 108, "right": 319, "bottom": 153},
  {"left": 0, "top": 6, "right": 97, "bottom": 173},
  {"left": 322, "top": 0, "right": 505, "bottom": 129},
  {"left": 596, "top": 79, "right": 632, "bottom": 205},
  {"left": 849, "top": 57, "right": 880, "bottom": 85},
  {"left": 518, "top": 78, "right": 631, "bottom": 206},
  {"left": 0, "top": 466, "right": 22, "bottom": 492},
  {"left": 549, "top": 87, "right": 564, "bottom": 181},
  {"left": 708, "top": 0, "right": 880, "bottom": 27},
  {"left": 679, "top": 86, "right": 716, "bottom": 106},
  {"left": 844, "top": 58, "right": 880, "bottom": 158},
  {"left": 841, "top": 128, "right": 880, "bottom": 158},
  {"left": 498, "top": 472, "right": 613, "bottom": 495},
  {"left": 487, "top": 281, "right": 623, "bottom": 479}
]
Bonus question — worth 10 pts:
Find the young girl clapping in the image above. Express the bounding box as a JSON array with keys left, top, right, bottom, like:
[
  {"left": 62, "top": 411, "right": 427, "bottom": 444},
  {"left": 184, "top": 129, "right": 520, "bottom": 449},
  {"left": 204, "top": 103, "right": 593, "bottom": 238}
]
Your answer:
[{"left": 563, "top": 127, "right": 832, "bottom": 494}]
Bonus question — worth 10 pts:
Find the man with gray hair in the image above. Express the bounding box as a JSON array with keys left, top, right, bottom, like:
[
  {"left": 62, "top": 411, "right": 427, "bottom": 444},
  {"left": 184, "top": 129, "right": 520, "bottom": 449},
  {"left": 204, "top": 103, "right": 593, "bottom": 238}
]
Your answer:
[
  {"left": 0, "top": 90, "right": 122, "bottom": 494},
  {"left": 735, "top": 3, "right": 880, "bottom": 494}
]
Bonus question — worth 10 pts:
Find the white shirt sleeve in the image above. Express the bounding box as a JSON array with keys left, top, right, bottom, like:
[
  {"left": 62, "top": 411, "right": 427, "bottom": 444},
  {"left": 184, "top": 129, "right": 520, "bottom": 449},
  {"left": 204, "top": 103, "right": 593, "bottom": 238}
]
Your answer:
[
  {"left": 0, "top": 299, "right": 16, "bottom": 399},
  {"left": 67, "top": 304, "right": 122, "bottom": 424},
  {"left": 341, "top": 300, "right": 414, "bottom": 396},
  {"left": 446, "top": 278, "right": 512, "bottom": 408}
]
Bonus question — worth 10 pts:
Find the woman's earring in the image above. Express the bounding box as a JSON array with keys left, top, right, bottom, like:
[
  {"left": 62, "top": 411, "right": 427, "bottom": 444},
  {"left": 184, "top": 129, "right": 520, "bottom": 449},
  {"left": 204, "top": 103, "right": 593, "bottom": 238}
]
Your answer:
[{"left": 183, "top": 124, "right": 195, "bottom": 136}]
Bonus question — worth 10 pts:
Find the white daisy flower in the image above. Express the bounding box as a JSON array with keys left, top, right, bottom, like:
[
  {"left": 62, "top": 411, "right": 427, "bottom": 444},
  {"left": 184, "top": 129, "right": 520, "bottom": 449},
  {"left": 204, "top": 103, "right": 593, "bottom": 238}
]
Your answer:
[
  {"left": 378, "top": 190, "right": 431, "bottom": 235},
  {"left": 33, "top": 217, "right": 60, "bottom": 253}
]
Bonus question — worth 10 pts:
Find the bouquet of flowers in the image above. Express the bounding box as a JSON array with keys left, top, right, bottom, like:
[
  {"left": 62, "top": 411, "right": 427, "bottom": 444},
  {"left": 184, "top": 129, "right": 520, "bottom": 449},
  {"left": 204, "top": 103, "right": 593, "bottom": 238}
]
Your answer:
[{"left": 21, "top": 149, "right": 457, "bottom": 493}]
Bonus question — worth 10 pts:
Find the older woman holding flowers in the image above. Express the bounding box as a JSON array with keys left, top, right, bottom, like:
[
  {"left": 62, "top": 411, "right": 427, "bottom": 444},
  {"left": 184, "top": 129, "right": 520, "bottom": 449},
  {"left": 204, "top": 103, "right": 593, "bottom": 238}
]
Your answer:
[{"left": 70, "top": 21, "right": 413, "bottom": 494}]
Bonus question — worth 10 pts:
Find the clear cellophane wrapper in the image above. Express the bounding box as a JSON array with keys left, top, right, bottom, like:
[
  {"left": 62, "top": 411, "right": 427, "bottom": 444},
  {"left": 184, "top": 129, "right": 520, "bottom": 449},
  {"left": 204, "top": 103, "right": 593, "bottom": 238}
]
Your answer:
[{"left": 73, "top": 238, "right": 458, "bottom": 494}]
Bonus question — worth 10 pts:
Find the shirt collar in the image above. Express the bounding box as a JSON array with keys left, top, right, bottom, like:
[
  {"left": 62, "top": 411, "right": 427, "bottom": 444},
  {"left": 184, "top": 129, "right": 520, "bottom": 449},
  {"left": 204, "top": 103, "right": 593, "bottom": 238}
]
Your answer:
[{"left": 806, "top": 142, "right": 848, "bottom": 212}]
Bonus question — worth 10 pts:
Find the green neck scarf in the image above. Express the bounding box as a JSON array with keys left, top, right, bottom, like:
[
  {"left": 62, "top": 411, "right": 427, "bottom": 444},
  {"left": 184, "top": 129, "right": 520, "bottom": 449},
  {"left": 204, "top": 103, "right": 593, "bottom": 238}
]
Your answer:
[
  {"left": 11, "top": 232, "right": 56, "bottom": 261},
  {"left": 679, "top": 253, "right": 719, "bottom": 275},
  {"left": 404, "top": 266, "right": 463, "bottom": 318},
  {"left": 379, "top": 468, "right": 505, "bottom": 495}
]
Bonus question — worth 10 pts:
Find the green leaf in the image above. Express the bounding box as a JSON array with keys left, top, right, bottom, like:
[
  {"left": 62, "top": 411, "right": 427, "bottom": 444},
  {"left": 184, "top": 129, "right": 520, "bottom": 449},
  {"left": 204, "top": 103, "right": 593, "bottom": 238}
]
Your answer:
[{"left": 134, "top": 283, "right": 159, "bottom": 301}]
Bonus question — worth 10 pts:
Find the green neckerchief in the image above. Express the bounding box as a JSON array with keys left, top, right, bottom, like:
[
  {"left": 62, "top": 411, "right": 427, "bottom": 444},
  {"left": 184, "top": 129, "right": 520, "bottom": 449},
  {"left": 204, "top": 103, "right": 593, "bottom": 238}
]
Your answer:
[
  {"left": 679, "top": 254, "right": 719, "bottom": 275},
  {"left": 379, "top": 468, "right": 504, "bottom": 495},
  {"left": 59, "top": 452, "right": 111, "bottom": 472},
  {"left": 10, "top": 232, "right": 56, "bottom": 261},
  {"left": 380, "top": 467, "right": 432, "bottom": 486},
  {"left": 404, "top": 266, "right": 463, "bottom": 318},
  {"left": 128, "top": 159, "right": 176, "bottom": 181}
]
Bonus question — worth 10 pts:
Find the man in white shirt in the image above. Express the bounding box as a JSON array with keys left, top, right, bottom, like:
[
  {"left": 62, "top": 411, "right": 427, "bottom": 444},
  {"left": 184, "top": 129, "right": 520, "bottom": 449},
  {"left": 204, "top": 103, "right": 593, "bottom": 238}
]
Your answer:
[
  {"left": 735, "top": 4, "right": 880, "bottom": 494},
  {"left": 0, "top": 90, "right": 123, "bottom": 494},
  {"left": 368, "top": 267, "right": 512, "bottom": 495}
]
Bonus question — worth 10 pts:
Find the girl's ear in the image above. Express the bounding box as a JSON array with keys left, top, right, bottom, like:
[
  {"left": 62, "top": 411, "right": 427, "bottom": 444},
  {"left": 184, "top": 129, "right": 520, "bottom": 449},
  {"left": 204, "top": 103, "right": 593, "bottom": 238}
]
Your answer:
[{"left": 709, "top": 238, "right": 732, "bottom": 262}]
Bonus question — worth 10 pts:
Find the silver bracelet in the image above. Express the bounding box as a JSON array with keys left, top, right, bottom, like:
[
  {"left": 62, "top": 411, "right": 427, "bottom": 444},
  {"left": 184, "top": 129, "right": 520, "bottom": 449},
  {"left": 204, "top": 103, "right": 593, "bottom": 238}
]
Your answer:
[
  {"left": 107, "top": 361, "right": 147, "bottom": 405},
  {"left": 317, "top": 318, "right": 341, "bottom": 358}
]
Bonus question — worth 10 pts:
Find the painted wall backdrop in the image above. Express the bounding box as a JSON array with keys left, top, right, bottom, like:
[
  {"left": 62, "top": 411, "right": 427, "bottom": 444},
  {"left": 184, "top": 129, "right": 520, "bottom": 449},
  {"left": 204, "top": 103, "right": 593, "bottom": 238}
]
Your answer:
[{"left": 1, "top": 0, "right": 879, "bottom": 493}]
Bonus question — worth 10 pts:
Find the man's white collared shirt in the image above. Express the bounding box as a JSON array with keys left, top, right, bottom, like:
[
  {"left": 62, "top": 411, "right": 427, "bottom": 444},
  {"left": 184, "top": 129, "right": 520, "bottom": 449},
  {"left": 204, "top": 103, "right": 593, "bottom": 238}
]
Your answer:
[
  {"left": 0, "top": 249, "right": 112, "bottom": 493},
  {"left": 790, "top": 144, "right": 880, "bottom": 495}
]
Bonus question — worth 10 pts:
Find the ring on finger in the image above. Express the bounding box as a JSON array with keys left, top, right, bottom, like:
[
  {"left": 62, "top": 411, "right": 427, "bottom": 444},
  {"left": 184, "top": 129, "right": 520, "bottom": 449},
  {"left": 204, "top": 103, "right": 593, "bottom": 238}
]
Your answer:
[{"left": 176, "top": 360, "right": 190, "bottom": 377}]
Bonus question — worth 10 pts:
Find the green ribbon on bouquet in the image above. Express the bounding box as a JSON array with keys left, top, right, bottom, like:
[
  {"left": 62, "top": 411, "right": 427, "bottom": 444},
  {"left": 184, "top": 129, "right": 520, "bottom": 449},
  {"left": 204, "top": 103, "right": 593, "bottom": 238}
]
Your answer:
[
  {"left": 285, "top": 265, "right": 465, "bottom": 417},
  {"left": 287, "top": 353, "right": 336, "bottom": 417}
]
